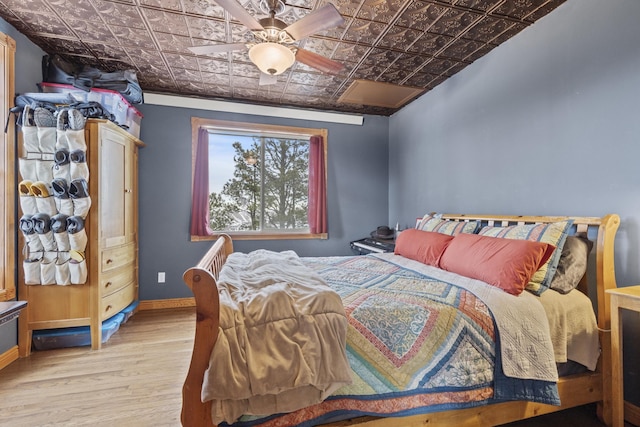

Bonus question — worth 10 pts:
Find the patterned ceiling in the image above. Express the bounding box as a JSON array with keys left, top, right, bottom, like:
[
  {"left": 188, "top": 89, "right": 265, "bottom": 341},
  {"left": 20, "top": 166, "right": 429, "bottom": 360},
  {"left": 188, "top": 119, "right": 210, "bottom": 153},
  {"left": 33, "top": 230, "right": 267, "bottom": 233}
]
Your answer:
[{"left": 0, "top": 0, "right": 566, "bottom": 116}]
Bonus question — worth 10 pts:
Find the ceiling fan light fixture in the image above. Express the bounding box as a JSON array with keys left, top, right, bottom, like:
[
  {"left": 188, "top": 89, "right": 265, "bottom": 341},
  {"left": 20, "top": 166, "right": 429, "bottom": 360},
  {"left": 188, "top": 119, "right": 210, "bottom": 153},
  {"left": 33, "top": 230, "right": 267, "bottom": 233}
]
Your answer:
[{"left": 248, "top": 42, "right": 295, "bottom": 75}]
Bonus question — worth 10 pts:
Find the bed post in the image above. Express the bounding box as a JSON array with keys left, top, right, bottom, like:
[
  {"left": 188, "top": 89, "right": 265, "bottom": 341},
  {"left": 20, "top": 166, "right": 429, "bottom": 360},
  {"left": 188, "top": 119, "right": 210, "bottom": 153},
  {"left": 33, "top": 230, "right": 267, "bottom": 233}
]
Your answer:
[
  {"left": 182, "top": 235, "right": 233, "bottom": 427},
  {"left": 596, "top": 213, "right": 620, "bottom": 427}
]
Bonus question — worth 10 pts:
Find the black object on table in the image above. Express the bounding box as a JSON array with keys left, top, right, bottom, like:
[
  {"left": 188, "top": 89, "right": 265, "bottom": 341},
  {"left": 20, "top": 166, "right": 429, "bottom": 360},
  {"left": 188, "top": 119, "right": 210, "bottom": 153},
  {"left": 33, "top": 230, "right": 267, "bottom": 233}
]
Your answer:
[{"left": 350, "top": 237, "right": 395, "bottom": 255}]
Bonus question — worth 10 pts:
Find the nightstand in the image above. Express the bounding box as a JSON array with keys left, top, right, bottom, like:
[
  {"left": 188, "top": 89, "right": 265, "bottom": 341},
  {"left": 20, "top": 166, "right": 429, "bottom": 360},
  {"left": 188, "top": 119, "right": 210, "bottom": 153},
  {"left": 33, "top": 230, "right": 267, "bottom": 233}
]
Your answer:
[{"left": 607, "top": 286, "right": 640, "bottom": 427}]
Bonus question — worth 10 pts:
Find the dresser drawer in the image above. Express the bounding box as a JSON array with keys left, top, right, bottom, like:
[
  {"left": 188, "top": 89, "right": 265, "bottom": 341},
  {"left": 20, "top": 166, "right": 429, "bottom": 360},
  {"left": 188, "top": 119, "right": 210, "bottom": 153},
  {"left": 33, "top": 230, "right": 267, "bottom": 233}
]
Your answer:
[
  {"left": 101, "top": 242, "right": 135, "bottom": 273},
  {"left": 101, "top": 282, "right": 136, "bottom": 321},
  {"left": 101, "top": 266, "right": 135, "bottom": 297}
]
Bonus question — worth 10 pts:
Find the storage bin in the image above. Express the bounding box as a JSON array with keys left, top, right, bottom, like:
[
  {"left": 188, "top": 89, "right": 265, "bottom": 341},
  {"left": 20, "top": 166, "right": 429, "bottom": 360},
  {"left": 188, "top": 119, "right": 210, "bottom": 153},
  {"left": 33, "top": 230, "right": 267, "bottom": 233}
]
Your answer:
[
  {"left": 120, "top": 300, "right": 139, "bottom": 323},
  {"left": 39, "top": 82, "right": 143, "bottom": 139},
  {"left": 32, "top": 312, "right": 125, "bottom": 350}
]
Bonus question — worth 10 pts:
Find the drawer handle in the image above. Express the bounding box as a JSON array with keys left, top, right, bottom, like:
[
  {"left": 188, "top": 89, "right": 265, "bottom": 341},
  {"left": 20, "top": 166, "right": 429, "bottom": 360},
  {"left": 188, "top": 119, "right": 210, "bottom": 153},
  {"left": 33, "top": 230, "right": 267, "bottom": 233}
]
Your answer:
[
  {"left": 105, "top": 305, "right": 113, "bottom": 313},
  {"left": 105, "top": 281, "right": 112, "bottom": 288},
  {"left": 106, "top": 259, "right": 113, "bottom": 264},
  {"left": 125, "top": 189, "right": 133, "bottom": 193}
]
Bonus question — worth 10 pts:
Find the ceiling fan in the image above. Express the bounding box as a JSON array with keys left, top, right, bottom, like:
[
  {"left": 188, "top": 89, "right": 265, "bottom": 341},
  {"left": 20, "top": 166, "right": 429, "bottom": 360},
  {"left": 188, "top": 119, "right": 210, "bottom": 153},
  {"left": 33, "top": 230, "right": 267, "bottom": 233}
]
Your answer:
[{"left": 189, "top": 0, "right": 345, "bottom": 85}]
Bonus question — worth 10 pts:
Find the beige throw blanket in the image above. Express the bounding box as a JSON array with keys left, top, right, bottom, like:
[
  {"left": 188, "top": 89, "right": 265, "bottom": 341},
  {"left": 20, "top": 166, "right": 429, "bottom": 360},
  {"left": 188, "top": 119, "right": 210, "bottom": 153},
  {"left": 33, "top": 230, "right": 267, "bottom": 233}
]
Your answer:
[{"left": 202, "top": 250, "right": 352, "bottom": 425}]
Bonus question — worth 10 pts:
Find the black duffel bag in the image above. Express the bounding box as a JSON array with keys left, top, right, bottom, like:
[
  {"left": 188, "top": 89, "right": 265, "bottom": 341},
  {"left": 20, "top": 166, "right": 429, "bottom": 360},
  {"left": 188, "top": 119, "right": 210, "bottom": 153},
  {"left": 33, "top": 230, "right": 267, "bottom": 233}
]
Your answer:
[{"left": 42, "top": 54, "right": 143, "bottom": 104}]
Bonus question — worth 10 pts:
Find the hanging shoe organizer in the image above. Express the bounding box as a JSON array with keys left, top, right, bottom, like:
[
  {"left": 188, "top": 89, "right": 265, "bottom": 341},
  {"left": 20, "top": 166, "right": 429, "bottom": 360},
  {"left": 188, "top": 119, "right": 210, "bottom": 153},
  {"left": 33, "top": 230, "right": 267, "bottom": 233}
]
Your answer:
[{"left": 18, "top": 105, "right": 90, "bottom": 286}]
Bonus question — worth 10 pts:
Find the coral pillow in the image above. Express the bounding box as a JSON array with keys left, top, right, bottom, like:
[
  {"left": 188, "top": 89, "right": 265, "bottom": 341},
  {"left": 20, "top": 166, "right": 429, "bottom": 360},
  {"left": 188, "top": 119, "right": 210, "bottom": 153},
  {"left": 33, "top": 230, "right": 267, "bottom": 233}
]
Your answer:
[
  {"left": 439, "top": 233, "right": 556, "bottom": 295},
  {"left": 394, "top": 229, "right": 454, "bottom": 266}
]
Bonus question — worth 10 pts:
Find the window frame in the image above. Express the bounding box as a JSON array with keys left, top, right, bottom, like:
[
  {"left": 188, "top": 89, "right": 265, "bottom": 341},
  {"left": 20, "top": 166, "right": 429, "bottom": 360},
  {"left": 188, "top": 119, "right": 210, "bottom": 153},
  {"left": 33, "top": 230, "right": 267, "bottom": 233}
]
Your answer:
[
  {"left": 190, "top": 117, "right": 328, "bottom": 241},
  {"left": 1, "top": 31, "right": 16, "bottom": 301}
]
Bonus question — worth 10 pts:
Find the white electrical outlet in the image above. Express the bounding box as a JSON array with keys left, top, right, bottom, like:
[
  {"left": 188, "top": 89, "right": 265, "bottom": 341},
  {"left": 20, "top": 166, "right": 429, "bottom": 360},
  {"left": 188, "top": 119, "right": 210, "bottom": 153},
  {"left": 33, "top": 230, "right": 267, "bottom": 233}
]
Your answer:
[{"left": 158, "top": 272, "right": 166, "bottom": 283}]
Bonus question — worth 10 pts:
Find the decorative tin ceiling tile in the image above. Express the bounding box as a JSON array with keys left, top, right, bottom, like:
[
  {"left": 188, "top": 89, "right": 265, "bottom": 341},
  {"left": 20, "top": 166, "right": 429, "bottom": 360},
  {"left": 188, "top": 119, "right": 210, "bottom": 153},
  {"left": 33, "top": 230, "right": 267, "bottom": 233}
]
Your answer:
[
  {"left": 332, "top": 42, "right": 370, "bottom": 62},
  {"left": 440, "top": 37, "right": 482, "bottom": 61},
  {"left": 456, "top": 0, "right": 503, "bottom": 12},
  {"left": 430, "top": 8, "right": 482, "bottom": 37},
  {"left": 397, "top": 1, "right": 447, "bottom": 32},
  {"left": 0, "top": 0, "right": 49, "bottom": 14},
  {"left": 492, "top": 22, "right": 527, "bottom": 44},
  {"left": 0, "top": 0, "right": 567, "bottom": 115},
  {"left": 85, "top": 42, "right": 129, "bottom": 60},
  {"left": 378, "top": 66, "right": 413, "bottom": 83},
  {"left": 13, "top": 12, "right": 72, "bottom": 36},
  {"left": 187, "top": 17, "right": 227, "bottom": 41},
  {"left": 139, "top": 0, "right": 182, "bottom": 12},
  {"left": 181, "top": 0, "right": 226, "bottom": 18},
  {"left": 110, "top": 25, "right": 156, "bottom": 49},
  {"left": 299, "top": 38, "right": 340, "bottom": 58},
  {"left": 493, "top": 0, "right": 548, "bottom": 20},
  {"left": 50, "top": 1, "right": 100, "bottom": 22},
  {"left": 142, "top": 9, "right": 189, "bottom": 36},
  {"left": 377, "top": 25, "right": 422, "bottom": 49},
  {"left": 287, "top": 70, "right": 319, "bottom": 85},
  {"left": 64, "top": 17, "right": 117, "bottom": 44},
  {"left": 334, "top": 0, "right": 364, "bottom": 18},
  {"left": 464, "top": 16, "right": 511, "bottom": 43},
  {"left": 526, "top": 0, "right": 567, "bottom": 21},
  {"left": 124, "top": 47, "right": 167, "bottom": 68},
  {"left": 50, "top": 39, "right": 91, "bottom": 56},
  {"left": 172, "top": 67, "right": 202, "bottom": 82},
  {"left": 90, "top": 0, "right": 145, "bottom": 28},
  {"left": 394, "top": 52, "right": 428, "bottom": 70},
  {"left": 357, "top": 0, "right": 404, "bottom": 24},
  {"left": 198, "top": 58, "right": 230, "bottom": 74},
  {"left": 406, "top": 32, "right": 452, "bottom": 55},
  {"left": 155, "top": 33, "right": 198, "bottom": 54},
  {"left": 362, "top": 47, "right": 402, "bottom": 66},
  {"left": 163, "top": 53, "right": 200, "bottom": 70},
  {"left": 404, "top": 71, "right": 437, "bottom": 87},
  {"left": 201, "top": 71, "right": 230, "bottom": 85},
  {"left": 343, "top": 19, "right": 386, "bottom": 45}
]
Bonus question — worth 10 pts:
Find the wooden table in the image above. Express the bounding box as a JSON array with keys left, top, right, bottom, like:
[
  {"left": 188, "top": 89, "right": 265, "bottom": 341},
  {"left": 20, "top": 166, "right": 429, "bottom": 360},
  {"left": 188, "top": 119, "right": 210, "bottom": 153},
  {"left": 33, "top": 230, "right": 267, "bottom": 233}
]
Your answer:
[{"left": 607, "top": 285, "right": 640, "bottom": 427}]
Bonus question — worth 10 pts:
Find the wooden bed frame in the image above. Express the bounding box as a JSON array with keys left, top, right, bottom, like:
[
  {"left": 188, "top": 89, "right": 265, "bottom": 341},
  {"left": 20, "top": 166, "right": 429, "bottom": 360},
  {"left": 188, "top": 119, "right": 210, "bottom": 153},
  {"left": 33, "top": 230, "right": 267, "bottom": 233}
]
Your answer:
[{"left": 181, "top": 213, "right": 620, "bottom": 427}]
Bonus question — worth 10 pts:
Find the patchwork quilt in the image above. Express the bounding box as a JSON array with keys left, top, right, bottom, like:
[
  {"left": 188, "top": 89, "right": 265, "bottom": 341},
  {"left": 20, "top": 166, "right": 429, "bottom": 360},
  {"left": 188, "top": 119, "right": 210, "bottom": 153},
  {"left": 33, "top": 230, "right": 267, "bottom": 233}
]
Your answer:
[{"left": 225, "top": 254, "right": 559, "bottom": 427}]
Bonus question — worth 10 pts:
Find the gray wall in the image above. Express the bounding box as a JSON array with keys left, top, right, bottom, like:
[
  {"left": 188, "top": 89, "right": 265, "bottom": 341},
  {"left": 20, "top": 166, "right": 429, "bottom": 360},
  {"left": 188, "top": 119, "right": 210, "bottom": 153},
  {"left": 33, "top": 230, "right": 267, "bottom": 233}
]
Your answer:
[
  {"left": 0, "top": 19, "right": 44, "bottom": 354},
  {"left": 389, "top": 0, "right": 640, "bottom": 404},
  {"left": 135, "top": 103, "right": 389, "bottom": 300}
]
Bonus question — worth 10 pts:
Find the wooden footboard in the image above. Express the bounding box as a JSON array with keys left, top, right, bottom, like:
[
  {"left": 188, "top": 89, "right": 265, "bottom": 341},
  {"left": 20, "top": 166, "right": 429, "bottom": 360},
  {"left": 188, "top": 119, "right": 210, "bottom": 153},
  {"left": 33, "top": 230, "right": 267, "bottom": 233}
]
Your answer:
[
  {"left": 181, "top": 214, "right": 619, "bottom": 427},
  {"left": 182, "top": 235, "right": 233, "bottom": 427}
]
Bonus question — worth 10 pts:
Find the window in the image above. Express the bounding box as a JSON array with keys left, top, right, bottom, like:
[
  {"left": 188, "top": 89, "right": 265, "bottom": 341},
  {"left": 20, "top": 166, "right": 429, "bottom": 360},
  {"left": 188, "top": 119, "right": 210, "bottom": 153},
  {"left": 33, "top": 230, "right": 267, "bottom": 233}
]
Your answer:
[
  {"left": 1, "top": 31, "right": 16, "bottom": 301},
  {"left": 191, "top": 118, "right": 327, "bottom": 240}
]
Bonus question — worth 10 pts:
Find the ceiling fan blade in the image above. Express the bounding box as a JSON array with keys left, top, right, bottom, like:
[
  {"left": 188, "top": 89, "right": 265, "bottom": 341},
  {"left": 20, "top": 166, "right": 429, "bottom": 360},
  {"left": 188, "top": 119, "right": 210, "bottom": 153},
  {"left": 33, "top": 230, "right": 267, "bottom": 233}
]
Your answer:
[
  {"left": 214, "top": 0, "right": 264, "bottom": 31},
  {"left": 296, "top": 48, "right": 344, "bottom": 74},
  {"left": 189, "top": 43, "right": 248, "bottom": 55},
  {"left": 284, "top": 3, "right": 345, "bottom": 41},
  {"left": 259, "top": 73, "right": 278, "bottom": 86}
]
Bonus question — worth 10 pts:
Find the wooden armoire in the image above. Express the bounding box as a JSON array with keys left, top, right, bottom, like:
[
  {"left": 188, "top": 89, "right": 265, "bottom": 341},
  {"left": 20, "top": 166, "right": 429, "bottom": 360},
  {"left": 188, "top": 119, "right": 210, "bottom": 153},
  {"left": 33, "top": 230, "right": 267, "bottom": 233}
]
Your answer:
[{"left": 18, "top": 119, "right": 144, "bottom": 355}]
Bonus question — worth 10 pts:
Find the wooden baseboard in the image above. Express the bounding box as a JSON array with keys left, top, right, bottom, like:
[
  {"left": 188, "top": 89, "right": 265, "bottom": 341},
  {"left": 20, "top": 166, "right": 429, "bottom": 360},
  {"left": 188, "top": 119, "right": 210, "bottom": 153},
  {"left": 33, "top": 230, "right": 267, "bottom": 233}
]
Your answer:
[
  {"left": 625, "top": 401, "right": 640, "bottom": 426},
  {"left": 0, "top": 346, "right": 19, "bottom": 370},
  {"left": 138, "top": 297, "right": 195, "bottom": 311}
]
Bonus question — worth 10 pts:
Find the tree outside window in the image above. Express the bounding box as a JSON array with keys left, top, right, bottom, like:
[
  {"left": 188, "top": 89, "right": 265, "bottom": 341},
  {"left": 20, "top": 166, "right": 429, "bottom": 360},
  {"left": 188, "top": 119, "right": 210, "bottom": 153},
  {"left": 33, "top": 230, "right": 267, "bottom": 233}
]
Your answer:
[
  {"left": 192, "top": 118, "right": 326, "bottom": 240},
  {"left": 209, "top": 134, "right": 309, "bottom": 233}
]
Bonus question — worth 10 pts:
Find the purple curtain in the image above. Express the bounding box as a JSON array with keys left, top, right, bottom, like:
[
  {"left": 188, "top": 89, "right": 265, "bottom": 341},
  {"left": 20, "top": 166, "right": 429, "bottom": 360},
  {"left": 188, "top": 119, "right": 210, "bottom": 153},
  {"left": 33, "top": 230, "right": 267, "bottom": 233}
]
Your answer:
[
  {"left": 190, "top": 127, "right": 213, "bottom": 236},
  {"left": 308, "top": 135, "right": 327, "bottom": 234}
]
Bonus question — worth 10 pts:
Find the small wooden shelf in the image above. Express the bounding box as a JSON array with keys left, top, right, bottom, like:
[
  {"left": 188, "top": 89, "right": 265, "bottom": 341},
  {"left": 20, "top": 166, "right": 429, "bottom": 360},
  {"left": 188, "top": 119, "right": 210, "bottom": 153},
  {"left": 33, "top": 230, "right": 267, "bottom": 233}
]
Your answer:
[
  {"left": 0, "top": 301, "right": 27, "bottom": 326},
  {"left": 607, "top": 285, "right": 640, "bottom": 427}
]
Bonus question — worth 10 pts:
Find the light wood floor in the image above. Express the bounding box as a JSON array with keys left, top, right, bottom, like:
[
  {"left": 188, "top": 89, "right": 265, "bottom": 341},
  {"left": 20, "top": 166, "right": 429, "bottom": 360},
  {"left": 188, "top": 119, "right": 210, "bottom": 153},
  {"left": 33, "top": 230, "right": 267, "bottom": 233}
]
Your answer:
[{"left": 0, "top": 308, "right": 616, "bottom": 427}]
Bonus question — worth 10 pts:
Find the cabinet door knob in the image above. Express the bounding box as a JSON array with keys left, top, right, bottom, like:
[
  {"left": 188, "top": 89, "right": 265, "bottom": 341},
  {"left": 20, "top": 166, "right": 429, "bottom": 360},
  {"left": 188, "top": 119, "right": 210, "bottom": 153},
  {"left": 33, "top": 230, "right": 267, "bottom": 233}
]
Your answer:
[{"left": 124, "top": 189, "right": 133, "bottom": 193}]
